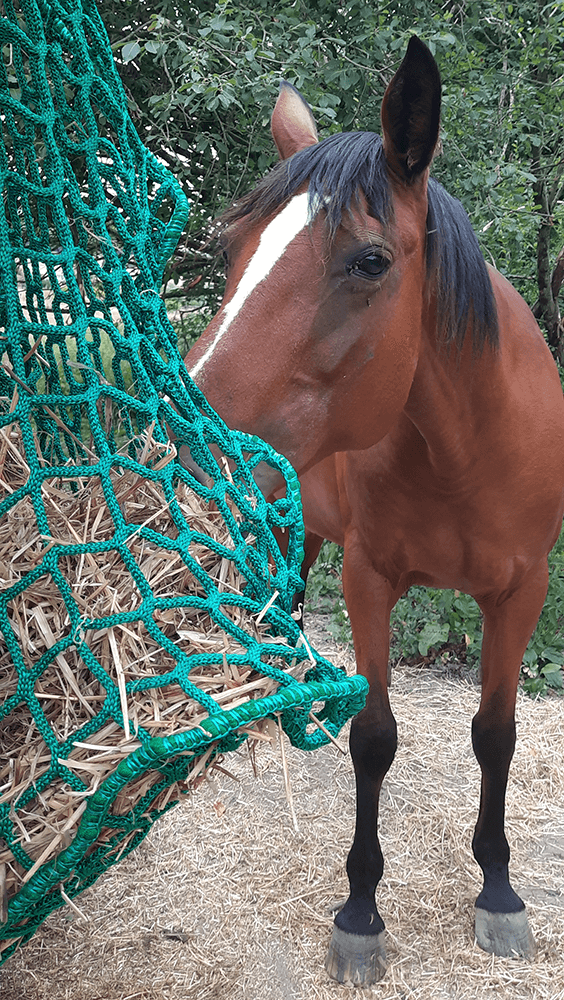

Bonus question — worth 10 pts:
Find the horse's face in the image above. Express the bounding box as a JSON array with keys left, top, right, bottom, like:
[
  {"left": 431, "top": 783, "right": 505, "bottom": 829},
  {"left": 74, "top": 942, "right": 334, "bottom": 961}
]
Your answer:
[
  {"left": 188, "top": 185, "right": 428, "bottom": 475},
  {"left": 186, "top": 40, "right": 441, "bottom": 481}
]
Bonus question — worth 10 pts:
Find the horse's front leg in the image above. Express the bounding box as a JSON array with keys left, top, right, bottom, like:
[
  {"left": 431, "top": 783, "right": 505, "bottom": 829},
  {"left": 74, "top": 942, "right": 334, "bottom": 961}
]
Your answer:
[
  {"left": 472, "top": 562, "right": 549, "bottom": 958},
  {"left": 291, "top": 530, "right": 324, "bottom": 627},
  {"left": 325, "top": 536, "right": 398, "bottom": 985}
]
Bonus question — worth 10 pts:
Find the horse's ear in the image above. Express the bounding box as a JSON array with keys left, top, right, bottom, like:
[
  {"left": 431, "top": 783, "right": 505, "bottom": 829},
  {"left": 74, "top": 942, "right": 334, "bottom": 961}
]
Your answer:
[
  {"left": 271, "top": 81, "right": 319, "bottom": 160},
  {"left": 381, "top": 36, "right": 441, "bottom": 183}
]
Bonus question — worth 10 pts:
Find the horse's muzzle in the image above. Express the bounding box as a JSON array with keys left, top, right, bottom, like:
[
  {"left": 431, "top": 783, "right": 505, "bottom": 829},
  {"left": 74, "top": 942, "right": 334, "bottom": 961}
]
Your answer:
[{"left": 178, "top": 446, "right": 285, "bottom": 500}]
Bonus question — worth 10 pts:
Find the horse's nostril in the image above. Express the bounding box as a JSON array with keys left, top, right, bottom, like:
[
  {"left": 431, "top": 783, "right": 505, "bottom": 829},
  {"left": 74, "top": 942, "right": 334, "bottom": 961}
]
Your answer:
[{"left": 178, "top": 445, "right": 283, "bottom": 500}]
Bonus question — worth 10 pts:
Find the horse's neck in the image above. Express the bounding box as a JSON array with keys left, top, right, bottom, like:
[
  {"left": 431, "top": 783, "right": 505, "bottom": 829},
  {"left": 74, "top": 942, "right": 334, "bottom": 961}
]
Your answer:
[{"left": 402, "top": 332, "right": 489, "bottom": 483}]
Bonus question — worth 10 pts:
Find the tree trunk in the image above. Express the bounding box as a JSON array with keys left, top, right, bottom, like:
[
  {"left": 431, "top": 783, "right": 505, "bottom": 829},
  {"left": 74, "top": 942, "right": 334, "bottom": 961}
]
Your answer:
[{"left": 532, "top": 164, "right": 564, "bottom": 364}]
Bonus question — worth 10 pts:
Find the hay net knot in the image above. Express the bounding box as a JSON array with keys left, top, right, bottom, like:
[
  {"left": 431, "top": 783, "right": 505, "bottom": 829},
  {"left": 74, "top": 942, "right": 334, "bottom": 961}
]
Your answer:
[{"left": 0, "top": 0, "right": 367, "bottom": 963}]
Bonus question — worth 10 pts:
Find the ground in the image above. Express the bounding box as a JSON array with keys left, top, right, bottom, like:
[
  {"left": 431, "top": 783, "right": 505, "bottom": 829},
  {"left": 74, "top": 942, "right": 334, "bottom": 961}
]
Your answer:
[{"left": 2, "top": 616, "right": 564, "bottom": 1000}]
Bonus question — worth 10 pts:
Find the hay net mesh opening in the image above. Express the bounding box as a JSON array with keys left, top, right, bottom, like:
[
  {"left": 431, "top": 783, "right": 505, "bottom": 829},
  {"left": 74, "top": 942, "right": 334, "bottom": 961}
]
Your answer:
[{"left": 0, "top": 0, "right": 367, "bottom": 961}]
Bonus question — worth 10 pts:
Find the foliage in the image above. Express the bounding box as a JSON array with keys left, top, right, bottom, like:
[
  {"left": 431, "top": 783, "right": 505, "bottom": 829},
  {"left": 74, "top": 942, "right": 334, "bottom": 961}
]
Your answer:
[
  {"left": 168, "top": 300, "right": 213, "bottom": 357},
  {"left": 305, "top": 540, "right": 351, "bottom": 643},
  {"left": 521, "top": 534, "right": 564, "bottom": 693},
  {"left": 100, "top": 0, "right": 401, "bottom": 310},
  {"left": 101, "top": 0, "right": 564, "bottom": 358},
  {"left": 391, "top": 588, "right": 482, "bottom": 664},
  {"left": 306, "top": 528, "right": 564, "bottom": 696},
  {"left": 427, "top": 2, "right": 564, "bottom": 359}
]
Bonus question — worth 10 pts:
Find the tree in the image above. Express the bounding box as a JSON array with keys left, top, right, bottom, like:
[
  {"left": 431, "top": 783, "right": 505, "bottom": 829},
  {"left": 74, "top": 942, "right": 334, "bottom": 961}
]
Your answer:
[
  {"left": 428, "top": 2, "right": 564, "bottom": 363},
  {"left": 99, "top": 0, "right": 401, "bottom": 309},
  {"left": 100, "top": 1, "right": 564, "bottom": 361}
]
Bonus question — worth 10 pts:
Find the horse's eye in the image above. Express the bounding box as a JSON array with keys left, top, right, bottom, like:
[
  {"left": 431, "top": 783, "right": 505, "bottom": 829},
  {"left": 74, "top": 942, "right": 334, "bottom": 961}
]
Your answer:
[
  {"left": 347, "top": 252, "right": 390, "bottom": 280},
  {"left": 222, "top": 249, "right": 229, "bottom": 271}
]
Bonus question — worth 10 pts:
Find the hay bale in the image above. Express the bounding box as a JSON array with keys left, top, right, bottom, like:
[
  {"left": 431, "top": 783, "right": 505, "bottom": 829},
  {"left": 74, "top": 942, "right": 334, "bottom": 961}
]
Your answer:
[{"left": 0, "top": 421, "right": 303, "bottom": 934}]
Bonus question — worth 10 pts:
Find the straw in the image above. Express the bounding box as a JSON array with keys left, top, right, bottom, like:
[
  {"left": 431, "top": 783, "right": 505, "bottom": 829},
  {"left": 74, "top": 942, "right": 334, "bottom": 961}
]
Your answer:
[{"left": 0, "top": 422, "right": 305, "bottom": 907}]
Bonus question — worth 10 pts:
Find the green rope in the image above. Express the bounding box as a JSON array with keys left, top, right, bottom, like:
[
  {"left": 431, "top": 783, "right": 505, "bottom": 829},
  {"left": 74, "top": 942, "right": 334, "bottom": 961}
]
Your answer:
[{"left": 0, "top": 0, "right": 368, "bottom": 961}]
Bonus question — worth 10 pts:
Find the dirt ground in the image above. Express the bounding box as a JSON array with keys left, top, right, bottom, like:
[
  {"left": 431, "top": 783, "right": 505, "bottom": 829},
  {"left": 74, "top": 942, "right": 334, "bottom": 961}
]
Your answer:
[{"left": 2, "top": 619, "right": 564, "bottom": 1000}]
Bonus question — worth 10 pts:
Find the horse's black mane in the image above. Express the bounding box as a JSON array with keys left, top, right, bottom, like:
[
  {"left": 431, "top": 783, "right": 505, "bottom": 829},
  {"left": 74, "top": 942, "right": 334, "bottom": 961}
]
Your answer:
[{"left": 218, "top": 131, "right": 499, "bottom": 353}]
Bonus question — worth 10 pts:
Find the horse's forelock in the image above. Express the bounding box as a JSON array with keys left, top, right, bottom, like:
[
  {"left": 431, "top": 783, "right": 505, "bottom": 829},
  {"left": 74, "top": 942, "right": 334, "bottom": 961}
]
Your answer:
[{"left": 217, "top": 132, "right": 390, "bottom": 243}]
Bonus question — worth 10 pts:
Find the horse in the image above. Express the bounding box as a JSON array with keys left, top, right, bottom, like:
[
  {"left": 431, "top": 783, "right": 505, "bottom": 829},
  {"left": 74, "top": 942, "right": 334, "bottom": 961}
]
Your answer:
[{"left": 185, "top": 36, "right": 564, "bottom": 985}]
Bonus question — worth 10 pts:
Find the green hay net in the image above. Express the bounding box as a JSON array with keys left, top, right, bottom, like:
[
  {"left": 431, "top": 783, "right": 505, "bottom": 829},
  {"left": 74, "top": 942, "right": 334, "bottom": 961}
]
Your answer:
[{"left": 0, "top": 0, "right": 368, "bottom": 963}]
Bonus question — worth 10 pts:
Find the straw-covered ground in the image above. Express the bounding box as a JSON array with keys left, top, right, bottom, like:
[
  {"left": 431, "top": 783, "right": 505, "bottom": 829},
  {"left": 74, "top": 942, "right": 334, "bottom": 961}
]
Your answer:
[{"left": 2, "top": 620, "right": 564, "bottom": 1000}]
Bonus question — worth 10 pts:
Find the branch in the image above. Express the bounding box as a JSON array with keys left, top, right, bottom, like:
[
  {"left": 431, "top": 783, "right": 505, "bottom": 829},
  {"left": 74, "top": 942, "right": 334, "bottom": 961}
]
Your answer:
[{"left": 162, "top": 282, "right": 206, "bottom": 299}]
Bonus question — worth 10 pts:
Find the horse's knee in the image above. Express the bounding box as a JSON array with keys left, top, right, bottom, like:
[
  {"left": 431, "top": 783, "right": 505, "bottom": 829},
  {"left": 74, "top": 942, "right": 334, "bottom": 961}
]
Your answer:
[
  {"left": 350, "top": 709, "right": 397, "bottom": 780},
  {"left": 471, "top": 706, "right": 516, "bottom": 774}
]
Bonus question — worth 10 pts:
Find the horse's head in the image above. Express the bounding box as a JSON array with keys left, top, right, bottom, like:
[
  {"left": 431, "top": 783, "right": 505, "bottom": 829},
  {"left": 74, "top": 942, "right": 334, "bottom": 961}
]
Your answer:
[{"left": 186, "top": 37, "right": 441, "bottom": 480}]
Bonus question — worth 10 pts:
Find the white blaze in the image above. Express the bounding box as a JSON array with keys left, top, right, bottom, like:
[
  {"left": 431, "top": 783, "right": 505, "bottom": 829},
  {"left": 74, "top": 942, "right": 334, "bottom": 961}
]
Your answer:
[{"left": 189, "top": 191, "right": 314, "bottom": 378}]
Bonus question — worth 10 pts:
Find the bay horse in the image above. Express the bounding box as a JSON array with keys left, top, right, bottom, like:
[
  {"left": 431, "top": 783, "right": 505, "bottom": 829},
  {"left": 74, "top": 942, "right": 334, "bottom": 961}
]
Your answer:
[{"left": 185, "top": 37, "right": 564, "bottom": 984}]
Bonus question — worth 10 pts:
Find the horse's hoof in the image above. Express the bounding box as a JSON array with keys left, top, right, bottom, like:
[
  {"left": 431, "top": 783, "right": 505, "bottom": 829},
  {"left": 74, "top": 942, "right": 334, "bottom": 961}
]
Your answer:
[
  {"left": 325, "top": 924, "right": 387, "bottom": 985},
  {"left": 475, "top": 907, "right": 536, "bottom": 958}
]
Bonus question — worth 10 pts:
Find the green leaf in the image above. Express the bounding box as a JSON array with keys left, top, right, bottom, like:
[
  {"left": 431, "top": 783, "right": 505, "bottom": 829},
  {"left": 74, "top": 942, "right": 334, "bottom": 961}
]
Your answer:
[
  {"left": 523, "top": 647, "right": 538, "bottom": 667},
  {"left": 418, "top": 622, "right": 450, "bottom": 657},
  {"left": 522, "top": 676, "right": 546, "bottom": 695},
  {"left": 121, "top": 41, "right": 141, "bottom": 63},
  {"left": 540, "top": 647, "right": 564, "bottom": 664},
  {"left": 540, "top": 664, "right": 564, "bottom": 686}
]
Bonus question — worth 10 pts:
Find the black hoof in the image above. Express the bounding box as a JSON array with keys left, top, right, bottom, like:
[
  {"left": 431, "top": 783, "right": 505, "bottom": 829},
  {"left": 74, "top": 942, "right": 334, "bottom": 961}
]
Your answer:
[
  {"left": 475, "top": 907, "right": 536, "bottom": 958},
  {"left": 325, "top": 924, "right": 387, "bottom": 985}
]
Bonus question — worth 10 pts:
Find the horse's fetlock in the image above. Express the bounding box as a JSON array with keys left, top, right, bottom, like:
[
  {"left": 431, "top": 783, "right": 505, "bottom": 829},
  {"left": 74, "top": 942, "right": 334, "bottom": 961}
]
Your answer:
[
  {"left": 347, "top": 844, "right": 384, "bottom": 888},
  {"left": 472, "top": 833, "right": 510, "bottom": 871}
]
